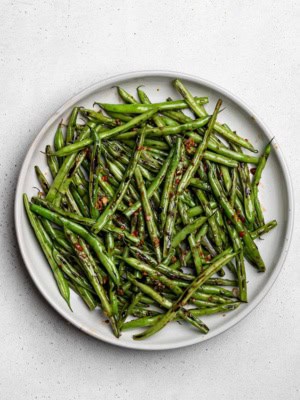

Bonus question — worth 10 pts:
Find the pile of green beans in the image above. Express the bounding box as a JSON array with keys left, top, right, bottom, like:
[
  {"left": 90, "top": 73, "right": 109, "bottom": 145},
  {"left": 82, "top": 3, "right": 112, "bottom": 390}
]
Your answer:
[{"left": 23, "top": 79, "right": 277, "bottom": 340}]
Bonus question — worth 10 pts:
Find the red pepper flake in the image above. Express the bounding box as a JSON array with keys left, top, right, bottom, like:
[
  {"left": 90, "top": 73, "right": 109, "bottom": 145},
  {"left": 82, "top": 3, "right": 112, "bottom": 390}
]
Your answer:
[
  {"left": 102, "top": 196, "right": 108, "bottom": 206},
  {"left": 95, "top": 198, "right": 103, "bottom": 210},
  {"left": 153, "top": 237, "right": 160, "bottom": 247},
  {"left": 132, "top": 230, "right": 139, "bottom": 237},
  {"left": 137, "top": 145, "right": 145, "bottom": 151},
  {"left": 102, "top": 276, "right": 108, "bottom": 285},
  {"left": 75, "top": 243, "right": 83, "bottom": 252},
  {"left": 86, "top": 148, "right": 91, "bottom": 157},
  {"left": 205, "top": 254, "right": 212, "bottom": 262},
  {"left": 146, "top": 215, "right": 151, "bottom": 221},
  {"left": 184, "top": 138, "right": 196, "bottom": 153},
  {"left": 171, "top": 256, "right": 177, "bottom": 263},
  {"left": 101, "top": 175, "right": 108, "bottom": 182},
  {"left": 240, "top": 216, "right": 246, "bottom": 223},
  {"left": 117, "top": 288, "right": 124, "bottom": 296},
  {"left": 239, "top": 231, "right": 246, "bottom": 238},
  {"left": 250, "top": 168, "right": 257, "bottom": 175},
  {"left": 175, "top": 178, "right": 180, "bottom": 184}
]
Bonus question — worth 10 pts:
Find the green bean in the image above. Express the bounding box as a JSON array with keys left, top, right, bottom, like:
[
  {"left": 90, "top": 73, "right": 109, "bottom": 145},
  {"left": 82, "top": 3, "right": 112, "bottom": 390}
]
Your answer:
[
  {"left": 230, "top": 167, "right": 238, "bottom": 207},
  {"left": 81, "top": 109, "right": 121, "bottom": 127},
  {"left": 92, "top": 128, "right": 146, "bottom": 234},
  {"left": 208, "top": 162, "right": 265, "bottom": 271},
  {"left": 122, "top": 302, "right": 240, "bottom": 331},
  {"left": 52, "top": 248, "right": 94, "bottom": 293},
  {"left": 109, "top": 281, "right": 119, "bottom": 319},
  {"left": 119, "top": 292, "right": 143, "bottom": 328},
  {"left": 187, "top": 205, "right": 204, "bottom": 218},
  {"left": 66, "top": 107, "right": 79, "bottom": 144},
  {"left": 189, "top": 178, "right": 211, "bottom": 191},
  {"left": 117, "top": 86, "right": 139, "bottom": 104},
  {"left": 238, "top": 161, "right": 255, "bottom": 228},
  {"left": 133, "top": 251, "right": 236, "bottom": 340},
  {"left": 40, "top": 217, "right": 72, "bottom": 253},
  {"left": 251, "top": 220, "right": 277, "bottom": 239},
  {"left": 106, "top": 111, "right": 132, "bottom": 122},
  {"left": 252, "top": 141, "right": 272, "bottom": 226},
  {"left": 162, "top": 141, "right": 184, "bottom": 257},
  {"left": 68, "top": 280, "right": 98, "bottom": 310},
  {"left": 177, "top": 99, "right": 222, "bottom": 194},
  {"left": 65, "top": 228, "right": 119, "bottom": 337},
  {"left": 137, "top": 210, "right": 145, "bottom": 242},
  {"left": 96, "top": 97, "right": 209, "bottom": 113},
  {"left": 215, "top": 208, "right": 228, "bottom": 247},
  {"left": 178, "top": 200, "right": 203, "bottom": 275},
  {"left": 123, "top": 147, "right": 174, "bottom": 218},
  {"left": 182, "top": 131, "right": 259, "bottom": 164},
  {"left": 194, "top": 189, "right": 223, "bottom": 251},
  {"left": 134, "top": 167, "right": 161, "bottom": 262},
  {"left": 226, "top": 224, "right": 247, "bottom": 302},
  {"left": 54, "top": 121, "right": 65, "bottom": 154},
  {"left": 88, "top": 130, "right": 101, "bottom": 218},
  {"left": 46, "top": 124, "right": 94, "bottom": 202},
  {"left": 30, "top": 203, "right": 120, "bottom": 285},
  {"left": 173, "top": 79, "right": 257, "bottom": 152},
  {"left": 115, "top": 116, "right": 210, "bottom": 141},
  {"left": 46, "top": 145, "right": 59, "bottom": 178},
  {"left": 122, "top": 257, "right": 182, "bottom": 295},
  {"left": 128, "top": 274, "right": 172, "bottom": 309},
  {"left": 127, "top": 274, "right": 209, "bottom": 334},
  {"left": 195, "top": 223, "right": 209, "bottom": 243},
  {"left": 160, "top": 138, "right": 181, "bottom": 231},
  {"left": 136, "top": 87, "right": 174, "bottom": 147},
  {"left": 220, "top": 165, "right": 232, "bottom": 193},
  {"left": 171, "top": 215, "right": 208, "bottom": 249},
  {"left": 23, "top": 194, "right": 71, "bottom": 308},
  {"left": 69, "top": 184, "right": 90, "bottom": 217},
  {"left": 206, "top": 278, "right": 238, "bottom": 286},
  {"left": 35, "top": 166, "right": 50, "bottom": 194}
]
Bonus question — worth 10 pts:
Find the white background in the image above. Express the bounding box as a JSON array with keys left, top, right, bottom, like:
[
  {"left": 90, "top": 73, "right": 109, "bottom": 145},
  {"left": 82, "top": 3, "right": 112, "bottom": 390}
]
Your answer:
[{"left": 0, "top": 1, "right": 299, "bottom": 399}]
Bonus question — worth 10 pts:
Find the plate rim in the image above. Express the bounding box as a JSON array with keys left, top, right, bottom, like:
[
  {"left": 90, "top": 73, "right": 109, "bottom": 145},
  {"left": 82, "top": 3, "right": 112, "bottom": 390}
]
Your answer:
[{"left": 14, "top": 70, "right": 294, "bottom": 351}]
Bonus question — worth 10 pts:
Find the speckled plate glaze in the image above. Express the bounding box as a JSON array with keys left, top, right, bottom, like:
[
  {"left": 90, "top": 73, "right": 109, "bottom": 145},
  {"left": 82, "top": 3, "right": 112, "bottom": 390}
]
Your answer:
[{"left": 15, "top": 71, "right": 294, "bottom": 350}]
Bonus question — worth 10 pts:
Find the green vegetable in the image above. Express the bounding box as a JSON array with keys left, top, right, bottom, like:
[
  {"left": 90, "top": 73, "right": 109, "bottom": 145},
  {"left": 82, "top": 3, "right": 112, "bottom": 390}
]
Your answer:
[{"left": 23, "top": 81, "right": 277, "bottom": 340}]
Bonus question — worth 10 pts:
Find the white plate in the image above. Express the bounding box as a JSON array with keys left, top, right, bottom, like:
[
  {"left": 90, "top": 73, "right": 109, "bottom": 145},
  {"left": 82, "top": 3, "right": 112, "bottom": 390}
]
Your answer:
[{"left": 15, "top": 71, "right": 294, "bottom": 350}]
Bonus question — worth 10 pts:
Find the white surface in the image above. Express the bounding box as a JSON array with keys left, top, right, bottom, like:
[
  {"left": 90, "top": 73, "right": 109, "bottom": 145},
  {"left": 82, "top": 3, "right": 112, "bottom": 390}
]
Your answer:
[
  {"left": 15, "top": 71, "right": 294, "bottom": 350},
  {"left": 0, "top": 0, "right": 299, "bottom": 398}
]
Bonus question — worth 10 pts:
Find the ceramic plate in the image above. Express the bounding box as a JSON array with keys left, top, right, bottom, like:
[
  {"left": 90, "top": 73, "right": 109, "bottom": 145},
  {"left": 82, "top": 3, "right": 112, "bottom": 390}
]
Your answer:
[{"left": 15, "top": 71, "right": 294, "bottom": 350}]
